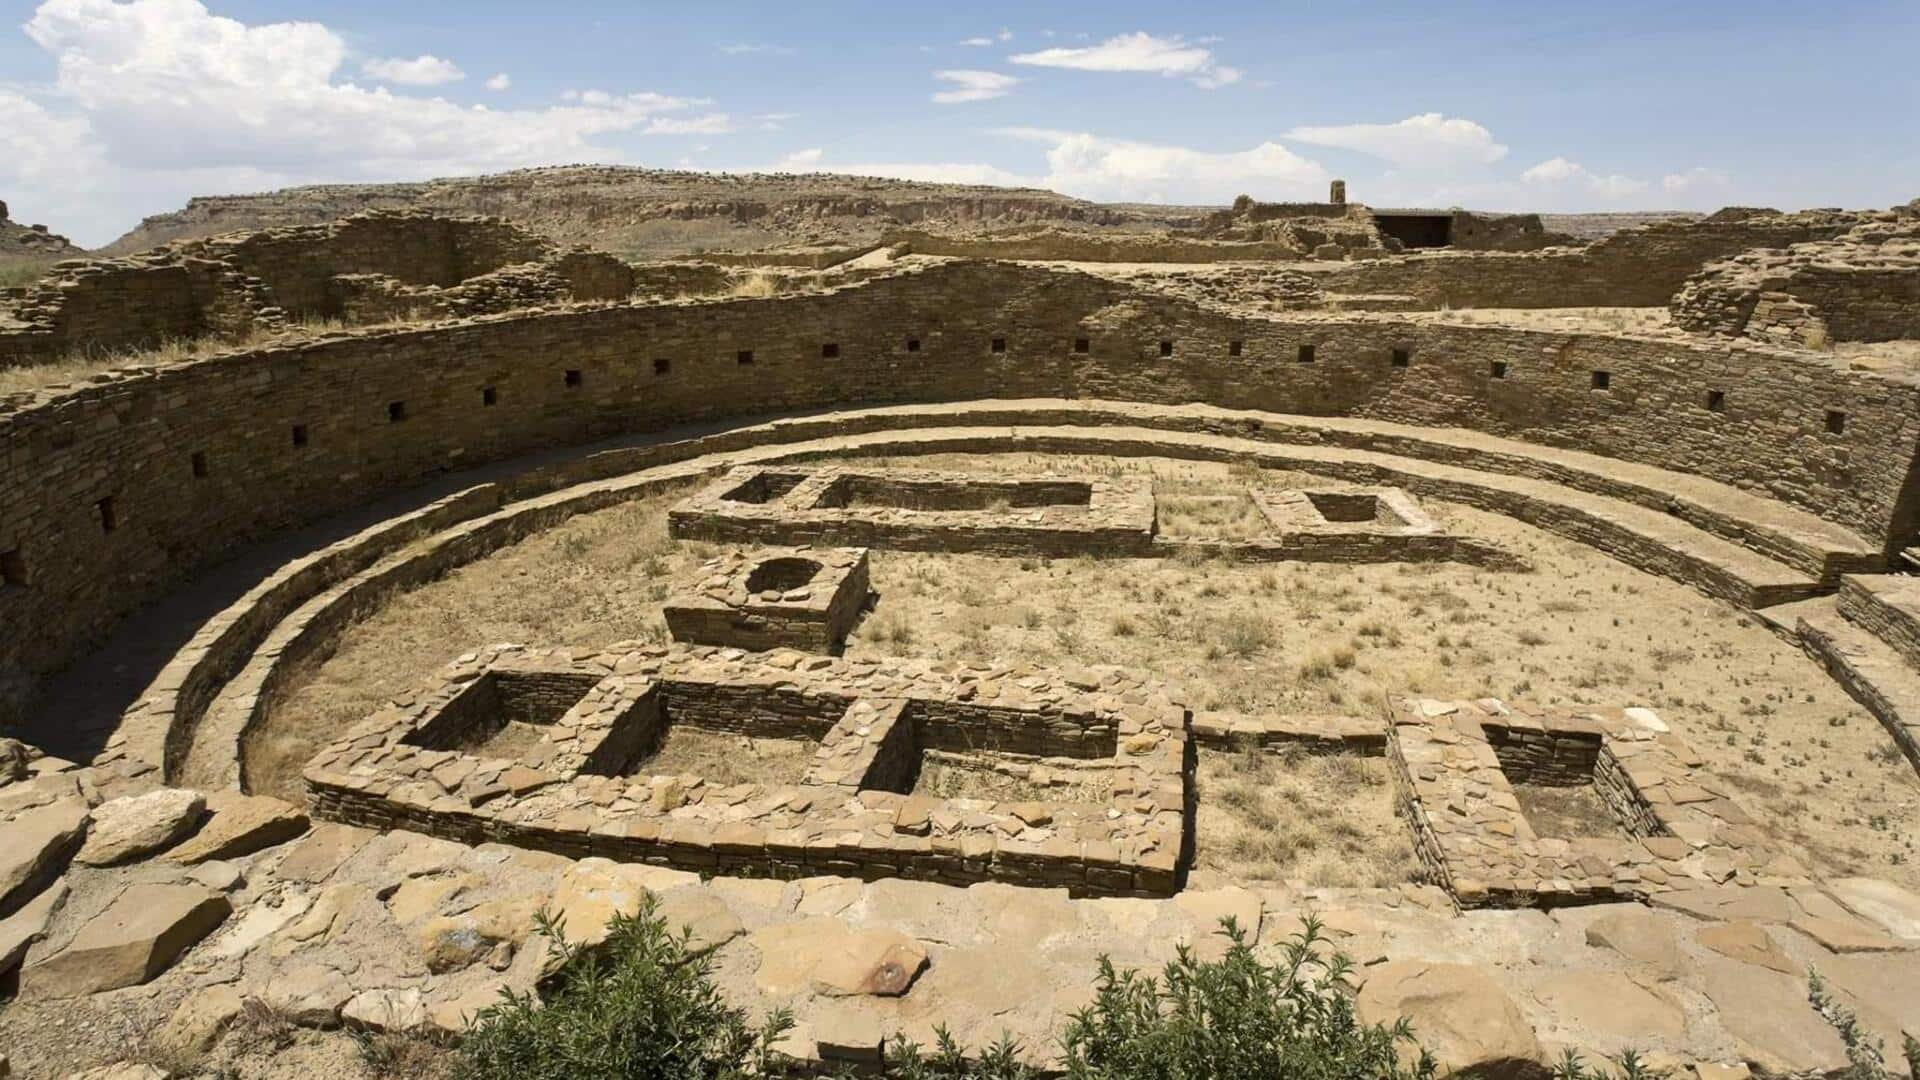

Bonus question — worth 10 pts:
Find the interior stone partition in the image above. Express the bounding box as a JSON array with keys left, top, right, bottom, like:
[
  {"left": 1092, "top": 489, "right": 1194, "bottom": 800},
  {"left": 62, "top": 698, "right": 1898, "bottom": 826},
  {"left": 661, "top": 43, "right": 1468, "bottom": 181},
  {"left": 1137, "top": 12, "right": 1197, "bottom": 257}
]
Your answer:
[
  {"left": 303, "top": 644, "right": 1189, "bottom": 896},
  {"left": 668, "top": 465, "right": 1159, "bottom": 556}
]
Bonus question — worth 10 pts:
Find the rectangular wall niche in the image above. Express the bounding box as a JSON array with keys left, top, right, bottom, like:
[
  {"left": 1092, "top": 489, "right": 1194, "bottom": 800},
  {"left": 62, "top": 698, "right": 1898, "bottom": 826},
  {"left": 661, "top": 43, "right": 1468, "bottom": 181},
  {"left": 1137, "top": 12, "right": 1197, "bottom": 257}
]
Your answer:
[
  {"left": 669, "top": 464, "right": 1157, "bottom": 557},
  {"left": 303, "top": 646, "right": 1187, "bottom": 896}
]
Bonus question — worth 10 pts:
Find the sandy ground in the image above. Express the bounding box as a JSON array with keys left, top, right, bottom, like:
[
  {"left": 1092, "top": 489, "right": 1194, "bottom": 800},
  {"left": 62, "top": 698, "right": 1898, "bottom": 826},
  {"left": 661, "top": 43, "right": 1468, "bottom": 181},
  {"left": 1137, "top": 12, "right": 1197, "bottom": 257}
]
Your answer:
[{"left": 258, "top": 453, "right": 1920, "bottom": 889}]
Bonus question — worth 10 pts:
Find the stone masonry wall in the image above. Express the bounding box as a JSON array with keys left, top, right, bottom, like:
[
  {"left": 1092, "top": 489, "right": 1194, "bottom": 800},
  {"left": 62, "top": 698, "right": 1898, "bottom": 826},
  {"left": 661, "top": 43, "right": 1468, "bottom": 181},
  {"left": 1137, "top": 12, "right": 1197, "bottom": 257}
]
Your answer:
[
  {"left": 1311, "top": 209, "right": 1858, "bottom": 308},
  {"left": 4, "top": 259, "right": 1920, "bottom": 729},
  {"left": 1671, "top": 213, "right": 1920, "bottom": 345}
]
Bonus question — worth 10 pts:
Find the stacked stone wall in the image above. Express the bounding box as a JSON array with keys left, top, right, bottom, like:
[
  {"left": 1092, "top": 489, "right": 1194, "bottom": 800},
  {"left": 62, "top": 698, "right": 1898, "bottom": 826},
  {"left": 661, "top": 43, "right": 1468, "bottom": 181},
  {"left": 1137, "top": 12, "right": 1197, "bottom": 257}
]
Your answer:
[
  {"left": 1671, "top": 216, "right": 1920, "bottom": 345},
  {"left": 1313, "top": 211, "right": 1856, "bottom": 307},
  {"left": 4, "top": 260, "right": 1920, "bottom": 728}
]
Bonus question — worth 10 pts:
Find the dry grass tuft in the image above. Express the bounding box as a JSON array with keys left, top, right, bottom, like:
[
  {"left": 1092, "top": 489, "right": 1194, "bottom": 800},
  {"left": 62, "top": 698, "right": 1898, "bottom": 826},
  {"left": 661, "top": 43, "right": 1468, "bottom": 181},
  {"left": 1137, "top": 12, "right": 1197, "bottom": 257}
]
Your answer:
[{"left": 1195, "top": 745, "right": 1418, "bottom": 888}]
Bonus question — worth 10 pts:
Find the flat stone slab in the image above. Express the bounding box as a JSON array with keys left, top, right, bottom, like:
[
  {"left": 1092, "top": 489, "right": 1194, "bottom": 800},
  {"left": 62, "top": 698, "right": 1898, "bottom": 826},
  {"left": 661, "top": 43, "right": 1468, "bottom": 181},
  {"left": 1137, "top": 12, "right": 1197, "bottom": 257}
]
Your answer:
[
  {"left": 77, "top": 788, "right": 205, "bottom": 866},
  {"left": 167, "top": 792, "right": 308, "bottom": 864},
  {"left": 0, "top": 877, "right": 67, "bottom": 979},
  {"left": 1356, "top": 960, "right": 1542, "bottom": 1079},
  {"left": 25, "top": 883, "right": 231, "bottom": 997},
  {"left": 0, "top": 798, "right": 88, "bottom": 918}
]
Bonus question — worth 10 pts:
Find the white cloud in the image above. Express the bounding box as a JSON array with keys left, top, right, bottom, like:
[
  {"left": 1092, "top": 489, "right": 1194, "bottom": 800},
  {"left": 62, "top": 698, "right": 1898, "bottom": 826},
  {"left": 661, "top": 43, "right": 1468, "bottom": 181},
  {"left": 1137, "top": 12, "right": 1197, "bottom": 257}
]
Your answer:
[
  {"left": 484, "top": 73, "right": 511, "bottom": 92},
  {"left": 776, "top": 147, "right": 823, "bottom": 170},
  {"left": 361, "top": 54, "right": 464, "bottom": 86},
  {"left": 1521, "top": 156, "right": 1648, "bottom": 198},
  {"left": 755, "top": 111, "right": 798, "bottom": 131},
  {"left": 785, "top": 130, "right": 1326, "bottom": 204},
  {"left": 1009, "top": 32, "right": 1240, "bottom": 89},
  {"left": 960, "top": 36, "right": 994, "bottom": 47},
  {"left": 720, "top": 42, "right": 791, "bottom": 56},
  {"left": 1662, "top": 166, "right": 1731, "bottom": 194},
  {"left": 12, "top": 0, "right": 736, "bottom": 242},
  {"left": 1285, "top": 113, "right": 1507, "bottom": 170},
  {"left": 932, "top": 70, "right": 1018, "bottom": 104}
]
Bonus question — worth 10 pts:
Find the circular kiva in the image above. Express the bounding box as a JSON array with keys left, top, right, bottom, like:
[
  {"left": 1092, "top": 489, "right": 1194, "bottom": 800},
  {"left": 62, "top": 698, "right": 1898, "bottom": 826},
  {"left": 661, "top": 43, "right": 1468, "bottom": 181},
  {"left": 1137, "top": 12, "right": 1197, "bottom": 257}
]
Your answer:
[{"left": 95, "top": 400, "right": 1920, "bottom": 801}]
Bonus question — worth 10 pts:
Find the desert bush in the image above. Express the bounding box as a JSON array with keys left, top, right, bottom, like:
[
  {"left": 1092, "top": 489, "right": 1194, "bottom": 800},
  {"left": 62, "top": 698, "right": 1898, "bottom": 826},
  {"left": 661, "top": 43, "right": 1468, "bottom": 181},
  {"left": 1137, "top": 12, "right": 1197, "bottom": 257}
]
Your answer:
[
  {"left": 460, "top": 906, "right": 1435, "bottom": 1080},
  {"left": 1057, "top": 917, "right": 1434, "bottom": 1080},
  {"left": 1807, "top": 969, "right": 1920, "bottom": 1079},
  {"left": 456, "top": 898, "right": 791, "bottom": 1080}
]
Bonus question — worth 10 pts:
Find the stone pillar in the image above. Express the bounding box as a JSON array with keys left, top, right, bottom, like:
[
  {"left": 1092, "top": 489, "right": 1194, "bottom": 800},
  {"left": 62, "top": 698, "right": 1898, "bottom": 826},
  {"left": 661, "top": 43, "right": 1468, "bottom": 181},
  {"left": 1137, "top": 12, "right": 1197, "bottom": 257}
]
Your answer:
[{"left": 1329, "top": 180, "right": 1347, "bottom": 205}]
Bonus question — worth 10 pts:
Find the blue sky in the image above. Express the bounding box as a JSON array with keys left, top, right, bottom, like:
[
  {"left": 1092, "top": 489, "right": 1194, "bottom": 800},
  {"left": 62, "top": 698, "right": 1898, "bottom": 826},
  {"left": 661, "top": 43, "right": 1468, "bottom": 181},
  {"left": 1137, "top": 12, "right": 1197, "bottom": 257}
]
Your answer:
[{"left": 3, "top": 0, "right": 1916, "bottom": 246}]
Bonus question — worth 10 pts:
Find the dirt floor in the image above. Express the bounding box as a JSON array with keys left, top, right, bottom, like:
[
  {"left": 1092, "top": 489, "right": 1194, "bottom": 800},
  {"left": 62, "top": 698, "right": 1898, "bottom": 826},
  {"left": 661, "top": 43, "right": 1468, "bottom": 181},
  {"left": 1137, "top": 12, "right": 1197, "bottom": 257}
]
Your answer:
[
  {"left": 1192, "top": 746, "right": 1418, "bottom": 888},
  {"left": 1510, "top": 783, "right": 1626, "bottom": 840},
  {"left": 256, "top": 453, "right": 1920, "bottom": 889},
  {"left": 636, "top": 726, "right": 817, "bottom": 786}
]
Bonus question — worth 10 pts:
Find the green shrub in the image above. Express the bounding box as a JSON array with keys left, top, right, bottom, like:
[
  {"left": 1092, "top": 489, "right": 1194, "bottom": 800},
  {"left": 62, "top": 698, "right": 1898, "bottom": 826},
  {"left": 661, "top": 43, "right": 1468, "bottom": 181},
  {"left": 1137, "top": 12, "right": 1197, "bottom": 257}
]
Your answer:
[
  {"left": 459, "top": 905, "right": 1434, "bottom": 1079},
  {"left": 1057, "top": 916, "right": 1433, "bottom": 1080},
  {"left": 455, "top": 897, "right": 791, "bottom": 1080}
]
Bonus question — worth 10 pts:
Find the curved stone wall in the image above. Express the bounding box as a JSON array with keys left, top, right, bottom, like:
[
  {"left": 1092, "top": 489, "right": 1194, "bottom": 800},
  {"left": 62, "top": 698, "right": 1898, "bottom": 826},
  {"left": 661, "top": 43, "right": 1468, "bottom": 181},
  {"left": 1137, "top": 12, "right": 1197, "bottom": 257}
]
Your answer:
[{"left": 4, "top": 259, "right": 1918, "bottom": 725}]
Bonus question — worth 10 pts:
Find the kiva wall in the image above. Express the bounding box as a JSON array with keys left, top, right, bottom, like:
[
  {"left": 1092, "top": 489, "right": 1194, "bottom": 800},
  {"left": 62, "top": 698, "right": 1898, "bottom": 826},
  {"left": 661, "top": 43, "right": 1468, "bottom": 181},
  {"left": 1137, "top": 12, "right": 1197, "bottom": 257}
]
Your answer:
[{"left": 3, "top": 260, "right": 1917, "bottom": 725}]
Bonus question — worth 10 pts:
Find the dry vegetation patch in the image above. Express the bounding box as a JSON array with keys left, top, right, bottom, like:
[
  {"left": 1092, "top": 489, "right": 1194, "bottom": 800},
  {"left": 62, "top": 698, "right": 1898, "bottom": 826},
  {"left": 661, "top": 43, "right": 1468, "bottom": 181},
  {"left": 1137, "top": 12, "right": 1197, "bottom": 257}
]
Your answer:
[
  {"left": 633, "top": 727, "right": 816, "bottom": 786},
  {"left": 1194, "top": 745, "right": 1418, "bottom": 888}
]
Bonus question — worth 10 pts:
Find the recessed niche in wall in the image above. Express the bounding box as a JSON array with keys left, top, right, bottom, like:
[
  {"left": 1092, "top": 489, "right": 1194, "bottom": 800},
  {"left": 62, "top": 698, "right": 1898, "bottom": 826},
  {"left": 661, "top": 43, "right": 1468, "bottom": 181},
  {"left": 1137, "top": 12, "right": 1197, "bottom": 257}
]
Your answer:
[
  {"left": 1826, "top": 409, "right": 1848, "bottom": 435},
  {"left": 1, "top": 548, "right": 27, "bottom": 588},
  {"left": 564, "top": 369, "right": 583, "bottom": 387},
  {"left": 388, "top": 401, "right": 408, "bottom": 423},
  {"left": 736, "top": 350, "right": 754, "bottom": 366},
  {"left": 97, "top": 496, "right": 117, "bottom": 534},
  {"left": 191, "top": 451, "right": 209, "bottom": 478},
  {"left": 292, "top": 424, "right": 310, "bottom": 448},
  {"left": 1391, "top": 347, "right": 1411, "bottom": 367},
  {"left": 821, "top": 343, "right": 840, "bottom": 359},
  {"left": 905, "top": 337, "right": 921, "bottom": 353},
  {"left": 653, "top": 358, "right": 671, "bottom": 376},
  {"left": 1073, "top": 338, "right": 1090, "bottom": 354},
  {"left": 1159, "top": 340, "right": 1174, "bottom": 357},
  {"left": 991, "top": 337, "right": 1007, "bottom": 353},
  {"left": 1706, "top": 390, "right": 1726, "bottom": 412},
  {"left": 1591, "top": 370, "right": 1612, "bottom": 391},
  {"left": 1490, "top": 361, "right": 1509, "bottom": 379},
  {"left": 482, "top": 386, "right": 498, "bottom": 406},
  {"left": 1228, "top": 340, "right": 1243, "bottom": 357},
  {"left": 1297, "top": 344, "right": 1316, "bottom": 363}
]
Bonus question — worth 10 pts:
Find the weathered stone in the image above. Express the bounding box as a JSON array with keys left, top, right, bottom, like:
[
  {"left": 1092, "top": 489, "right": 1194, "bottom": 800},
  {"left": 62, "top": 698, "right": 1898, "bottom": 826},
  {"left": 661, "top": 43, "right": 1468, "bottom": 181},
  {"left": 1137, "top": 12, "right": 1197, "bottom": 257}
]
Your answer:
[
  {"left": 168, "top": 792, "right": 308, "bottom": 864},
  {"left": 272, "top": 822, "right": 374, "bottom": 883},
  {"left": 654, "top": 889, "right": 743, "bottom": 955},
  {"left": 1697, "top": 957, "right": 1846, "bottom": 1075},
  {"left": 1580, "top": 906, "right": 1684, "bottom": 975},
  {"left": 25, "top": 883, "right": 230, "bottom": 996},
  {"left": 156, "top": 984, "right": 245, "bottom": 1053},
  {"left": 547, "top": 858, "right": 649, "bottom": 951},
  {"left": 1829, "top": 877, "right": 1920, "bottom": 940},
  {"left": 1529, "top": 971, "right": 1686, "bottom": 1041},
  {"left": 254, "top": 960, "right": 354, "bottom": 1027},
  {"left": 75, "top": 788, "right": 204, "bottom": 866},
  {"left": 343, "top": 987, "right": 428, "bottom": 1032},
  {"left": 0, "top": 798, "right": 88, "bottom": 917},
  {"left": 0, "top": 877, "right": 67, "bottom": 978},
  {"left": 810, "top": 929, "right": 928, "bottom": 997},
  {"left": 1695, "top": 921, "right": 1796, "bottom": 974},
  {"left": 1356, "top": 961, "right": 1544, "bottom": 1079}
]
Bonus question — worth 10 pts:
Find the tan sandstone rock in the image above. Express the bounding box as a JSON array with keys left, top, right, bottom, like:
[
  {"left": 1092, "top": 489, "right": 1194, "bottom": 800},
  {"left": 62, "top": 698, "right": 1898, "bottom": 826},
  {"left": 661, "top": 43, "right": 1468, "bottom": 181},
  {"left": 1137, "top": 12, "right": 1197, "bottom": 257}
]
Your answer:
[
  {"left": 1580, "top": 905, "right": 1684, "bottom": 976},
  {"left": 1829, "top": 877, "right": 1920, "bottom": 940},
  {"left": 75, "top": 789, "right": 204, "bottom": 866},
  {"left": 1357, "top": 961, "right": 1544, "bottom": 1079},
  {"left": 156, "top": 985, "right": 245, "bottom": 1053},
  {"left": 26, "top": 883, "right": 231, "bottom": 997},
  {"left": 0, "top": 877, "right": 67, "bottom": 978},
  {"left": 167, "top": 792, "right": 308, "bottom": 864},
  {"left": 1695, "top": 922, "right": 1796, "bottom": 974},
  {"left": 810, "top": 928, "right": 929, "bottom": 997},
  {"left": 0, "top": 798, "right": 88, "bottom": 917}
]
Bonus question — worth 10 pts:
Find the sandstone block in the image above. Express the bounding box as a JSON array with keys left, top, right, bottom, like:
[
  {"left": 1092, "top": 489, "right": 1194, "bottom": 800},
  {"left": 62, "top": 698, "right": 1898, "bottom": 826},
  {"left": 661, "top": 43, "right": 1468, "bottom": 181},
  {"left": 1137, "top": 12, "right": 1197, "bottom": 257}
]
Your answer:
[
  {"left": 0, "top": 798, "right": 88, "bottom": 917},
  {"left": 26, "top": 883, "right": 230, "bottom": 996},
  {"left": 76, "top": 788, "right": 204, "bottom": 866},
  {"left": 1356, "top": 961, "right": 1543, "bottom": 1079},
  {"left": 168, "top": 792, "right": 308, "bottom": 864}
]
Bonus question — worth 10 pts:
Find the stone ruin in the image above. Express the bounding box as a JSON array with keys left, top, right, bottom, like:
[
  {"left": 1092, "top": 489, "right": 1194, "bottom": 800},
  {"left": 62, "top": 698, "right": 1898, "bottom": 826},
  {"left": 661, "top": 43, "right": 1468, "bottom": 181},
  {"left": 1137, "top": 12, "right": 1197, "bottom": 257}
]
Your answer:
[
  {"left": 3, "top": 188, "right": 1920, "bottom": 1078},
  {"left": 0, "top": 209, "right": 637, "bottom": 366}
]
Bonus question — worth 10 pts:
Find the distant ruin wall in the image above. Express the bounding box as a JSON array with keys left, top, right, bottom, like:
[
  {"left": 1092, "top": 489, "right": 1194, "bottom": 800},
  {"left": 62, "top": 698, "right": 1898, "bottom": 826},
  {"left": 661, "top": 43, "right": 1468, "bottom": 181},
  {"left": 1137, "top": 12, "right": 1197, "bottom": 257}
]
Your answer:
[
  {"left": 1671, "top": 218, "right": 1920, "bottom": 345},
  {"left": 0, "top": 211, "right": 628, "bottom": 366},
  {"left": 2, "top": 260, "right": 1917, "bottom": 724},
  {"left": 887, "top": 229, "right": 1310, "bottom": 263},
  {"left": 1312, "top": 211, "right": 1857, "bottom": 307}
]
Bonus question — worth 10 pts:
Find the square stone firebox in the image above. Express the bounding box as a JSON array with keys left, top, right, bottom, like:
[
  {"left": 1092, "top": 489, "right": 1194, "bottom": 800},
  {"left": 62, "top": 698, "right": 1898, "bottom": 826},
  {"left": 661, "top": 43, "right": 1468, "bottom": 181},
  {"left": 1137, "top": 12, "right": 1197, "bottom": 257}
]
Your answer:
[
  {"left": 303, "top": 644, "right": 1188, "bottom": 897},
  {"left": 665, "top": 547, "right": 870, "bottom": 653}
]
